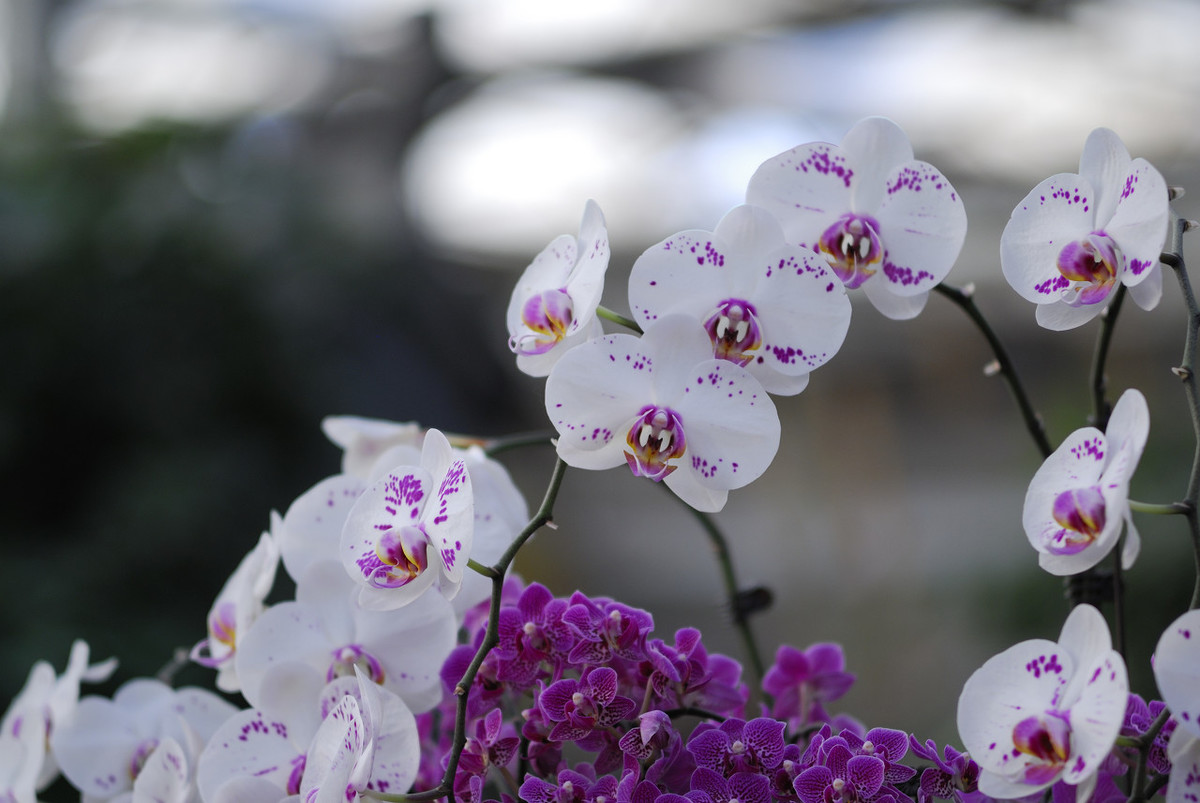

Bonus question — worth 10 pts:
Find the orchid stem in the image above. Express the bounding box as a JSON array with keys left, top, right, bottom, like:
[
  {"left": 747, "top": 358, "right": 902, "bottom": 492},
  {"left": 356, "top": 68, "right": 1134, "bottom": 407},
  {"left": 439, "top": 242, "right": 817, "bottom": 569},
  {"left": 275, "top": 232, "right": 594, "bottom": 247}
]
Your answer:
[
  {"left": 664, "top": 487, "right": 768, "bottom": 689},
  {"left": 1090, "top": 283, "right": 1126, "bottom": 431},
  {"left": 1127, "top": 499, "right": 1188, "bottom": 515},
  {"left": 1162, "top": 210, "right": 1200, "bottom": 610},
  {"left": 933, "top": 282, "right": 1052, "bottom": 458},
  {"left": 597, "top": 305, "right": 643, "bottom": 334},
  {"left": 483, "top": 431, "right": 555, "bottom": 457}
]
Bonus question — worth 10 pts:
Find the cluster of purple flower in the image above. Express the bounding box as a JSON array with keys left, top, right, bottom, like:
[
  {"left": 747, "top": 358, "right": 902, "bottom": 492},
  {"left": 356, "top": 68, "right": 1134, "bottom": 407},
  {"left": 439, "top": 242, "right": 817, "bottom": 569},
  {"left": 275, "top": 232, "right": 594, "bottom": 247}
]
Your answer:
[{"left": 405, "top": 580, "right": 1180, "bottom": 803}]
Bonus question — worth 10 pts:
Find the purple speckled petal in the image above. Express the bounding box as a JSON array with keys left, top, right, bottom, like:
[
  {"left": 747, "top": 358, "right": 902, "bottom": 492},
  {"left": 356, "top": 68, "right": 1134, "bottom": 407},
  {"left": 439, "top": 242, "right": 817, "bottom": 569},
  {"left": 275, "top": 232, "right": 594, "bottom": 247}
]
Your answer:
[
  {"left": 545, "top": 331, "right": 661, "bottom": 471},
  {"left": 301, "top": 695, "right": 367, "bottom": 803},
  {"left": 419, "top": 429, "right": 473, "bottom": 589},
  {"left": 361, "top": 680, "right": 420, "bottom": 799},
  {"left": 195, "top": 709, "right": 301, "bottom": 802},
  {"left": 871, "top": 159, "right": 967, "bottom": 295},
  {"left": 1001, "top": 174, "right": 1097, "bottom": 305},
  {"left": 130, "top": 737, "right": 189, "bottom": 803},
  {"left": 957, "top": 638, "right": 1073, "bottom": 778},
  {"left": 667, "top": 358, "right": 780, "bottom": 504},
  {"left": 746, "top": 142, "right": 854, "bottom": 253},
  {"left": 1106, "top": 157, "right": 1169, "bottom": 287},
  {"left": 1167, "top": 730, "right": 1200, "bottom": 803},
  {"left": 1154, "top": 609, "right": 1200, "bottom": 739},
  {"left": 1060, "top": 650, "right": 1127, "bottom": 785}
]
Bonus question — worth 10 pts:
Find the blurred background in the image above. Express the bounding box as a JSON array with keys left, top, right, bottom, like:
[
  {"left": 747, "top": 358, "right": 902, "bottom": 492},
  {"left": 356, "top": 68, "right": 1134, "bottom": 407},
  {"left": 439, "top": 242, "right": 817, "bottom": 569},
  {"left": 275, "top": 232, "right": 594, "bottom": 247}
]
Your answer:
[{"left": 3, "top": 0, "right": 1200, "bottom": 791}]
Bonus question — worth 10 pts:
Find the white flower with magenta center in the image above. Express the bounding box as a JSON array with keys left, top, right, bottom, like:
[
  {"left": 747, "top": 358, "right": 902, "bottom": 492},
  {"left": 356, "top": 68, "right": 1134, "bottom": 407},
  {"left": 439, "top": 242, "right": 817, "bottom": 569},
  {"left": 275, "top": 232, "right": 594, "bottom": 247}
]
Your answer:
[
  {"left": 957, "top": 604, "right": 1127, "bottom": 801},
  {"left": 1022, "top": 388, "right": 1148, "bottom": 575},
  {"left": 545, "top": 314, "right": 780, "bottom": 512}
]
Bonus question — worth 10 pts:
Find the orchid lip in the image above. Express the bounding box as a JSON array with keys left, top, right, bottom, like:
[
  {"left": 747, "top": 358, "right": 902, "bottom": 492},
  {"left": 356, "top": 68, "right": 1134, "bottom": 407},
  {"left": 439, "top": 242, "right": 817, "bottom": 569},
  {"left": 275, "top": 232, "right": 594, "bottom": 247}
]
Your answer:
[
  {"left": 512, "top": 288, "right": 574, "bottom": 355},
  {"left": 818, "top": 213, "right": 883, "bottom": 290},
  {"left": 1048, "top": 485, "right": 1106, "bottom": 555},
  {"left": 1012, "top": 711, "right": 1072, "bottom": 784},
  {"left": 359, "top": 525, "right": 429, "bottom": 589},
  {"left": 1055, "top": 232, "right": 1121, "bottom": 307},
  {"left": 326, "top": 643, "right": 386, "bottom": 685},
  {"left": 624, "top": 406, "right": 687, "bottom": 481},
  {"left": 703, "top": 299, "right": 763, "bottom": 366}
]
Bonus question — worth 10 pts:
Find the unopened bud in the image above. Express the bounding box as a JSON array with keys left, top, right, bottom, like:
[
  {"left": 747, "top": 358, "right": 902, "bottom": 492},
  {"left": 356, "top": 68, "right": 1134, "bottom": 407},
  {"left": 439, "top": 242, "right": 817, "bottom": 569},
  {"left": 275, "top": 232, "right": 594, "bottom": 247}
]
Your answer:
[
  {"left": 1172, "top": 366, "right": 1192, "bottom": 380},
  {"left": 983, "top": 360, "right": 1001, "bottom": 377},
  {"left": 1169, "top": 186, "right": 1186, "bottom": 201}
]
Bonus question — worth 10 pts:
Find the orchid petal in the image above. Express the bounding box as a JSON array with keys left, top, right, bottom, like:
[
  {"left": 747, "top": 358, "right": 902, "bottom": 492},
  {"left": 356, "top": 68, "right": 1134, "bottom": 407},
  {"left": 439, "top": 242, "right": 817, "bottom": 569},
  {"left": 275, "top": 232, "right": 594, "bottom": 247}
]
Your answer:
[
  {"left": 861, "top": 279, "right": 929, "bottom": 321},
  {"left": 420, "top": 429, "right": 473, "bottom": 589},
  {"left": 957, "top": 639, "right": 1072, "bottom": 778},
  {"left": 1001, "top": 174, "right": 1097, "bottom": 305},
  {"left": 839, "top": 117, "right": 914, "bottom": 213},
  {"left": 746, "top": 141, "right": 854, "bottom": 251},
  {"left": 545, "top": 333, "right": 659, "bottom": 470},
  {"left": 1107, "top": 158, "right": 1169, "bottom": 285},
  {"left": 1167, "top": 730, "right": 1200, "bottom": 803},
  {"left": 1127, "top": 264, "right": 1163, "bottom": 311},
  {"left": 321, "top": 416, "right": 422, "bottom": 480},
  {"left": 1077, "top": 128, "right": 1130, "bottom": 227},
  {"left": 872, "top": 161, "right": 966, "bottom": 295},
  {"left": 129, "top": 737, "right": 189, "bottom": 803},
  {"left": 280, "top": 474, "right": 367, "bottom": 585},
  {"left": 1154, "top": 609, "right": 1200, "bottom": 738},
  {"left": 196, "top": 710, "right": 301, "bottom": 803}
]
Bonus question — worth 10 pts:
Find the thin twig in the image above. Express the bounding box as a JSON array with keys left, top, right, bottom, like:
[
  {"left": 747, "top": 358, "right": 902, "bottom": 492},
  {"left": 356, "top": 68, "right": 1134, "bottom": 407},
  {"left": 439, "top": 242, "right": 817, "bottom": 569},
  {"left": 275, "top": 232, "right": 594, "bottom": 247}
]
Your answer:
[{"left": 933, "top": 283, "right": 1052, "bottom": 458}]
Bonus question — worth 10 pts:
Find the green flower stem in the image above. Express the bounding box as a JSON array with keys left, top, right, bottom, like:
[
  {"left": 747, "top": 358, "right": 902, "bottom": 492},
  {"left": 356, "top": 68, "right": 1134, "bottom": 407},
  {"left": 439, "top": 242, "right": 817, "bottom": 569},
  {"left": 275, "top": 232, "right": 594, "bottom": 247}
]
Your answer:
[
  {"left": 1127, "top": 499, "right": 1189, "bottom": 515},
  {"left": 597, "top": 305, "right": 643, "bottom": 334},
  {"left": 483, "top": 431, "right": 555, "bottom": 457},
  {"left": 386, "top": 457, "right": 571, "bottom": 803},
  {"left": 662, "top": 486, "right": 767, "bottom": 688},
  {"left": 467, "top": 558, "right": 498, "bottom": 578},
  {"left": 933, "top": 283, "right": 1052, "bottom": 458},
  {"left": 1162, "top": 211, "right": 1200, "bottom": 610}
]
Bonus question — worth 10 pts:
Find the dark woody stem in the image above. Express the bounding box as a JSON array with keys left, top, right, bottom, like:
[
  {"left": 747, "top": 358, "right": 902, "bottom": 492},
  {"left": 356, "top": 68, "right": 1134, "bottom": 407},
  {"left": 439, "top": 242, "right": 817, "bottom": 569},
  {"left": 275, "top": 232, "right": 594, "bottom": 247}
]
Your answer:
[
  {"left": 1077, "top": 283, "right": 1126, "bottom": 648},
  {"left": 1161, "top": 211, "right": 1200, "bottom": 610},
  {"left": 662, "top": 486, "right": 769, "bottom": 691},
  {"left": 933, "top": 282, "right": 1052, "bottom": 458}
]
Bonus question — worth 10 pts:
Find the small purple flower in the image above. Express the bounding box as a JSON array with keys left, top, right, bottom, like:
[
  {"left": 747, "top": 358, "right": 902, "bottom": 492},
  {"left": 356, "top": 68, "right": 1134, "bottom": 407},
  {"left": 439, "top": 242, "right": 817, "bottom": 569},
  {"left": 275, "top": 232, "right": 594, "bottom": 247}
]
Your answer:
[
  {"left": 1121, "top": 694, "right": 1173, "bottom": 776},
  {"left": 688, "top": 717, "right": 786, "bottom": 776},
  {"left": 690, "top": 767, "right": 773, "bottom": 803},
  {"left": 454, "top": 708, "right": 520, "bottom": 778},
  {"left": 520, "top": 766, "right": 619, "bottom": 803},
  {"left": 563, "top": 593, "right": 655, "bottom": 666},
  {"left": 643, "top": 629, "right": 748, "bottom": 717},
  {"left": 494, "top": 583, "right": 575, "bottom": 688},
  {"left": 840, "top": 728, "right": 915, "bottom": 788},
  {"left": 908, "top": 736, "right": 980, "bottom": 803},
  {"left": 540, "top": 667, "right": 637, "bottom": 743},
  {"left": 763, "top": 644, "right": 855, "bottom": 732},
  {"left": 794, "top": 741, "right": 886, "bottom": 803}
]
